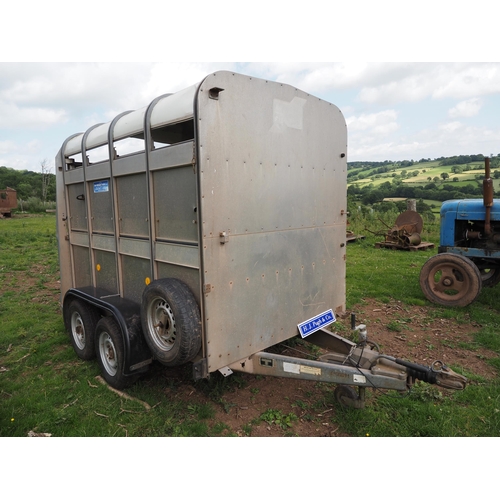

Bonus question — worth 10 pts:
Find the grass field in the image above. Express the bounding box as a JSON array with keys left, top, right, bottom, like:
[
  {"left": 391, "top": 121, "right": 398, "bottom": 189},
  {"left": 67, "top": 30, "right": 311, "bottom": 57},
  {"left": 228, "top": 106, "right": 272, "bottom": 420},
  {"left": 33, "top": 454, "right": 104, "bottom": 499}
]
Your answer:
[
  {"left": 348, "top": 160, "right": 488, "bottom": 188},
  {"left": 1, "top": 214, "right": 499, "bottom": 439}
]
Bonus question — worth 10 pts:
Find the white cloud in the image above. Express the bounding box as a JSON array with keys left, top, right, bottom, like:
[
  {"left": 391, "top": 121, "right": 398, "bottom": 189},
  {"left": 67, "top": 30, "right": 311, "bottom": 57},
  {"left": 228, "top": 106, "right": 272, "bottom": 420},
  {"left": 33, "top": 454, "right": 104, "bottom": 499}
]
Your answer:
[
  {"left": 0, "top": 101, "right": 67, "bottom": 129},
  {"left": 351, "top": 121, "right": 500, "bottom": 162},
  {"left": 0, "top": 140, "right": 18, "bottom": 155},
  {"left": 439, "top": 121, "right": 463, "bottom": 133},
  {"left": 448, "top": 98, "right": 482, "bottom": 118},
  {"left": 0, "top": 63, "right": 152, "bottom": 111},
  {"left": 346, "top": 110, "right": 399, "bottom": 135},
  {"left": 349, "top": 140, "right": 425, "bottom": 162},
  {"left": 356, "top": 63, "right": 500, "bottom": 105}
]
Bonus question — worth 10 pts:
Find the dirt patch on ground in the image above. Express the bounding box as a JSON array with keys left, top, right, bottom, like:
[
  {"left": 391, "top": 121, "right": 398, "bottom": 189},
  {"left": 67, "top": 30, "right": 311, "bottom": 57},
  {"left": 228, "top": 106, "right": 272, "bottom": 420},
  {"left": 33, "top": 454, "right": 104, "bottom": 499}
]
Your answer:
[{"left": 348, "top": 298, "right": 496, "bottom": 379}]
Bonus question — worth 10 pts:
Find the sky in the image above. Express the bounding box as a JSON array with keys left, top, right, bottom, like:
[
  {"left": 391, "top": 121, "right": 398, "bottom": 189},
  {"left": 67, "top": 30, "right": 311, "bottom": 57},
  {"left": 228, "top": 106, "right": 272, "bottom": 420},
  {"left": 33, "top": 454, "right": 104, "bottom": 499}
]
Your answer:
[
  {"left": 1, "top": 3, "right": 499, "bottom": 174},
  {"left": 2, "top": 61, "right": 499, "bottom": 174}
]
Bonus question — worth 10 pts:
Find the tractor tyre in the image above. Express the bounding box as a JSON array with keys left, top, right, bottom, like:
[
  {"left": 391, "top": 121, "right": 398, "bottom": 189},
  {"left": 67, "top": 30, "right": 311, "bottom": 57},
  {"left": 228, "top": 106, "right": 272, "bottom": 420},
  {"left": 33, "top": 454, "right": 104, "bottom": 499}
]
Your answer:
[{"left": 419, "top": 253, "right": 482, "bottom": 307}]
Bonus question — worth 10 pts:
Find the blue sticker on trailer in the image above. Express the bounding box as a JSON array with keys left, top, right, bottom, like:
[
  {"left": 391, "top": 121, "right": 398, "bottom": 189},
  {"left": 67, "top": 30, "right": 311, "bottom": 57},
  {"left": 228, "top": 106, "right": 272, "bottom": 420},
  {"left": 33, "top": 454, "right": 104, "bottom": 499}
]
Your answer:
[
  {"left": 298, "top": 309, "right": 336, "bottom": 338},
  {"left": 93, "top": 180, "right": 109, "bottom": 193}
]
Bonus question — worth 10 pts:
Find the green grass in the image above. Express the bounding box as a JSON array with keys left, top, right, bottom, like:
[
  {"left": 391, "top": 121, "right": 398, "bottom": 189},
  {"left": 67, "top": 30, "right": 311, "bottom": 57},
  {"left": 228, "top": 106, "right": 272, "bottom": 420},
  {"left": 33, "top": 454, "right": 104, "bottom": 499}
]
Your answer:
[
  {"left": 1, "top": 214, "right": 500, "bottom": 437},
  {"left": 349, "top": 159, "right": 487, "bottom": 188},
  {"left": 331, "top": 380, "right": 500, "bottom": 437},
  {"left": 345, "top": 234, "right": 438, "bottom": 307}
]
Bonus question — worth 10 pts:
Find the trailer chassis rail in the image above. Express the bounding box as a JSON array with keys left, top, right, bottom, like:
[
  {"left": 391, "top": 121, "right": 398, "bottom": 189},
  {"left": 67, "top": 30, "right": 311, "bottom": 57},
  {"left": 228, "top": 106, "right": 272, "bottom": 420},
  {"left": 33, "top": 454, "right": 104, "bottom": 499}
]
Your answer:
[{"left": 223, "top": 327, "right": 467, "bottom": 409}]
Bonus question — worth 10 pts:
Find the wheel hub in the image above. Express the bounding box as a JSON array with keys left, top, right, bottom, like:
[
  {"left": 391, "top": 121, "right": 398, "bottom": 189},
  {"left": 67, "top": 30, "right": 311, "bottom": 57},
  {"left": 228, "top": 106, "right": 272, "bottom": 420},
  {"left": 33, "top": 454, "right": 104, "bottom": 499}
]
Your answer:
[
  {"left": 106, "top": 346, "right": 115, "bottom": 361},
  {"left": 71, "top": 313, "right": 85, "bottom": 348},
  {"left": 148, "top": 298, "right": 176, "bottom": 350}
]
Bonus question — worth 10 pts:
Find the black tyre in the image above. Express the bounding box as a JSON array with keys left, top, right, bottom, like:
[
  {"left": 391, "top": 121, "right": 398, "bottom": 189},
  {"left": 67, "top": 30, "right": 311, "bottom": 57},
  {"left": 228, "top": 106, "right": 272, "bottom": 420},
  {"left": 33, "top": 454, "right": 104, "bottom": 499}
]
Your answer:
[
  {"left": 334, "top": 385, "right": 359, "bottom": 408},
  {"left": 95, "top": 316, "right": 135, "bottom": 390},
  {"left": 478, "top": 267, "right": 500, "bottom": 288},
  {"left": 141, "top": 278, "right": 201, "bottom": 366},
  {"left": 419, "top": 253, "right": 482, "bottom": 307},
  {"left": 66, "top": 300, "right": 100, "bottom": 360}
]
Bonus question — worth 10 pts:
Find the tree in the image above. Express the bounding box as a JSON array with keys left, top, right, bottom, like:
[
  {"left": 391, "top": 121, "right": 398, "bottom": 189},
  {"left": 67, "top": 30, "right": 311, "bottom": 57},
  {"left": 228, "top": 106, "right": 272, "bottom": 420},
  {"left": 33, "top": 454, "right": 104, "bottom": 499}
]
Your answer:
[
  {"left": 40, "top": 159, "right": 52, "bottom": 203},
  {"left": 441, "top": 172, "right": 449, "bottom": 181}
]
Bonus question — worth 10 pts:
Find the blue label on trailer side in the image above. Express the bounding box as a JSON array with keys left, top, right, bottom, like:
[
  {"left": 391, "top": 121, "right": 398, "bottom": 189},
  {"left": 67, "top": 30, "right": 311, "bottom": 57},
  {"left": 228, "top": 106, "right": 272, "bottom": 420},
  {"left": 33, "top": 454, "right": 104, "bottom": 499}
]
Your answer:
[
  {"left": 298, "top": 309, "right": 336, "bottom": 338},
  {"left": 93, "top": 180, "right": 109, "bottom": 193}
]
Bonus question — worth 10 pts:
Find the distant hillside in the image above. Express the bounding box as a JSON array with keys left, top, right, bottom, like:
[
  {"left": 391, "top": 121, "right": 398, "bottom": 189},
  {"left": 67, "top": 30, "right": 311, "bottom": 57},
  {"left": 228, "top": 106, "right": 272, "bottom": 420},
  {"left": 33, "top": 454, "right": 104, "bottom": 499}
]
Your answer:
[
  {"left": 347, "top": 154, "right": 500, "bottom": 209},
  {"left": 2, "top": 154, "right": 498, "bottom": 207},
  {"left": 0, "top": 166, "right": 56, "bottom": 202}
]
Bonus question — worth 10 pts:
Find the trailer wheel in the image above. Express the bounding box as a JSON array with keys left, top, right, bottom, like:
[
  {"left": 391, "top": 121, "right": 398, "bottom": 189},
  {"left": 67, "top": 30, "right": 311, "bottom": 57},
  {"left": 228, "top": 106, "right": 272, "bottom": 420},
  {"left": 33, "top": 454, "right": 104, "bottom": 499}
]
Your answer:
[
  {"left": 419, "top": 253, "right": 482, "bottom": 307},
  {"left": 66, "top": 300, "right": 100, "bottom": 360},
  {"left": 334, "top": 385, "right": 360, "bottom": 408},
  {"left": 141, "top": 278, "right": 201, "bottom": 366},
  {"left": 95, "top": 316, "right": 134, "bottom": 390}
]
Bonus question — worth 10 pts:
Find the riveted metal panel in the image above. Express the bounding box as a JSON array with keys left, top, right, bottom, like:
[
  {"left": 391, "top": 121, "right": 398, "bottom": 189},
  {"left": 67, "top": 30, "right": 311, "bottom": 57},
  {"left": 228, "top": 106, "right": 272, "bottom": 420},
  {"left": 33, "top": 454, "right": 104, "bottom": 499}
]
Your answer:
[
  {"left": 70, "top": 231, "right": 89, "bottom": 247},
  {"left": 64, "top": 167, "right": 84, "bottom": 184},
  {"left": 72, "top": 245, "right": 91, "bottom": 288},
  {"left": 152, "top": 165, "right": 198, "bottom": 243},
  {"left": 155, "top": 241, "right": 199, "bottom": 268},
  {"left": 112, "top": 154, "right": 147, "bottom": 177},
  {"left": 196, "top": 72, "right": 347, "bottom": 373},
  {"left": 89, "top": 179, "right": 114, "bottom": 234},
  {"left": 149, "top": 140, "right": 194, "bottom": 171},
  {"left": 67, "top": 183, "right": 87, "bottom": 231},
  {"left": 94, "top": 249, "right": 118, "bottom": 294},
  {"left": 119, "top": 237, "right": 151, "bottom": 259},
  {"left": 116, "top": 172, "right": 149, "bottom": 238},
  {"left": 92, "top": 234, "right": 116, "bottom": 252},
  {"left": 86, "top": 162, "right": 111, "bottom": 181},
  {"left": 121, "top": 255, "right": 151, "bottom": 303}
]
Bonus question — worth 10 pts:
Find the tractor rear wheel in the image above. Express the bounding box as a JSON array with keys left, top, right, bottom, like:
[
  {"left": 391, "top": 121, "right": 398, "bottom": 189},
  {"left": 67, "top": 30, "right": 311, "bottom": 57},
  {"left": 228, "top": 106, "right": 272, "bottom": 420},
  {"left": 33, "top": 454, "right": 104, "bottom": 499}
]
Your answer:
[
  {"left": 419, "top": 253, "right": 482, "bottom": 307},
  {"left": 472, "top": 259, "right": 500, "bottom": 288}
]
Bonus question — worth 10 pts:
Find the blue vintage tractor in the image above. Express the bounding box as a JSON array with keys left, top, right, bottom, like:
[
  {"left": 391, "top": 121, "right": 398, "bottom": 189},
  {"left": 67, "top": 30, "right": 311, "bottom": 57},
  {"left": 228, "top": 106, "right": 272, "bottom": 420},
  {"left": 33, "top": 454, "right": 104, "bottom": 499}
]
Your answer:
[{"left": 420, "top": 158, "right": 499, "bottom": 306}]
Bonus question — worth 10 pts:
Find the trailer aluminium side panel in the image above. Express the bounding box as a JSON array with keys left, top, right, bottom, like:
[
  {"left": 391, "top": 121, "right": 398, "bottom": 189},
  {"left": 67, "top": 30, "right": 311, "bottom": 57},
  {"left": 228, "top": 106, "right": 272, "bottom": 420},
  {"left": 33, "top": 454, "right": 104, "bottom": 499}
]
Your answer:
[
  {"left": 55, "top": 70, "right": 467, "bottom": 404},
  {"left": 196, "top": 72, "right": 347, "bottom": 374}
]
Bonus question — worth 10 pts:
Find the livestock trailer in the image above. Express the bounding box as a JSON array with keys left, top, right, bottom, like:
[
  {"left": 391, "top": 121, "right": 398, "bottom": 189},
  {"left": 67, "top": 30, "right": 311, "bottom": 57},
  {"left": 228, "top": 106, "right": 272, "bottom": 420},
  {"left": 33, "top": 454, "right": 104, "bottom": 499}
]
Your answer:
[{"left": 56, "top": 71, "right": 465, "bottom": 407}]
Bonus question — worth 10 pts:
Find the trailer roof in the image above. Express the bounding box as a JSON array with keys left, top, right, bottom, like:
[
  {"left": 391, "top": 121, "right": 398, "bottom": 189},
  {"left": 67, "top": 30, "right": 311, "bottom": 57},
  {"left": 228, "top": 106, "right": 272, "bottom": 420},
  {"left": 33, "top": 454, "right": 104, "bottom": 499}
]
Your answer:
[{"left": 62, "top": 82, "right": 198, "bottom": 157}]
